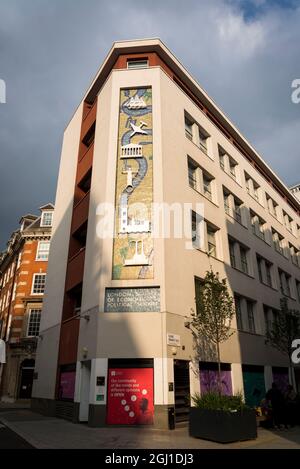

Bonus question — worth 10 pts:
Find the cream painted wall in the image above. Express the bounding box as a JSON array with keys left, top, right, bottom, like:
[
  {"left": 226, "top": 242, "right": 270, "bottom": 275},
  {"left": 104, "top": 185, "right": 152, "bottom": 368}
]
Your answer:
[{"left": 32, "top": 102, "right": 83, "bottom": 399}]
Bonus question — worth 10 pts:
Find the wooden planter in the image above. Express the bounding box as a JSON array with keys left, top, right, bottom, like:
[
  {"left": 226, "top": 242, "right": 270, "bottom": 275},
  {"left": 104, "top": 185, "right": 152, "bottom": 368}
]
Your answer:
[{"left": 189, "top": 407, "right": 257, "bottom": 443}]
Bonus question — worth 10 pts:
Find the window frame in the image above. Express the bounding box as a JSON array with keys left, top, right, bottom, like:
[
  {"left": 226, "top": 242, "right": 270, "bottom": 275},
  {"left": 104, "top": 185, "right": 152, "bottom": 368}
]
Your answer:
[
  {"left": 40, "top": 211, "right": 53, "bottom": 228},
  {"left": 31, "top": 273, "right": 46, "bottom": 295},
  {"left": 27, "top": 308, "right": 42, "bottom": 337},
  {"left": 36, "top": 240, "right": 50, "bottom": 261}
]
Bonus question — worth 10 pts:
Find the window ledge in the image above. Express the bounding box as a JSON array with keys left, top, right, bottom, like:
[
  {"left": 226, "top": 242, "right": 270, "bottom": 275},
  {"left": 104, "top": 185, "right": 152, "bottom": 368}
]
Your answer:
[
  {"left": 225, "top": 211, "right": 248, "bottom": 230},
  {"left": 230, "top": 265, "right": 254, "bottom": 279},
  {"left": 193, "top": 247, "right": 223, "bottom": 263},
  {"left": 220, "top": 167, "right": 243, "bottom": 188},
  {"left": 188, "top": 186, "right": 219, "bottom": 208}
]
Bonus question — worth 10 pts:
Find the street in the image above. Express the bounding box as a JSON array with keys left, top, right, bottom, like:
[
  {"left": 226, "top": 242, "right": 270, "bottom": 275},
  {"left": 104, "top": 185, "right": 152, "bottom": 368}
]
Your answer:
[{"left": 0, "top": 422, "right": 33, "bottom": 449}]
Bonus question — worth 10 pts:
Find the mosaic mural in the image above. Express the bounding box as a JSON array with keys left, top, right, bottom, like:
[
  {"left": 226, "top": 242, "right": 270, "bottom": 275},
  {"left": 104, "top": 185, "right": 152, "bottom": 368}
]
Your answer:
[{"left": 112, "top": 88, "right": 153, "bottom": 280}]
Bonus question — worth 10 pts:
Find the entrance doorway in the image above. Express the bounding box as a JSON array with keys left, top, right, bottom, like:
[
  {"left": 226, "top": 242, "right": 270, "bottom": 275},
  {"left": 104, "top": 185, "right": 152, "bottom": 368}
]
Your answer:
[
  {"left": 79, "top": 360, "right": 91, "bottom": 422},
  {"left": 19, "top": 359, "right": 35, "bottom": 399},
  {"left": 173, "top": 360, "right": 190, "bottom": 424}
]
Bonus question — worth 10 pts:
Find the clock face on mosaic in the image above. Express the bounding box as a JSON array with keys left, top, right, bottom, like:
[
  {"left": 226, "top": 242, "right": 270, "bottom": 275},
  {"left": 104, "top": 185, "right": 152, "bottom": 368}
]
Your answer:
[{"left": 112, "top": 87, "right": 154, "bottom": 280}]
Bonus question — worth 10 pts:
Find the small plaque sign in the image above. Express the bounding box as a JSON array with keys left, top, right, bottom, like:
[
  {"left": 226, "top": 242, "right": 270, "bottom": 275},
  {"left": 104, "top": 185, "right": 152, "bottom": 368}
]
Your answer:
[
  {"left": 167, "top": 333, "right": 181, "bottom": 347},
  {"left": 105, "top": 287, "right": 160, "bottom": 312},
  {"left": 96, "top": 376, "right": 105, "bottom": 386}
]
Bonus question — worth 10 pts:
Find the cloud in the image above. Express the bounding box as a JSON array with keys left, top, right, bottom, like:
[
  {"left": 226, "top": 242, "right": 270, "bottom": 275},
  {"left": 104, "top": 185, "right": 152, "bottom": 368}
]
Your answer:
[{"left": 0, "top": 0, "right": 299, "bottom": 248}]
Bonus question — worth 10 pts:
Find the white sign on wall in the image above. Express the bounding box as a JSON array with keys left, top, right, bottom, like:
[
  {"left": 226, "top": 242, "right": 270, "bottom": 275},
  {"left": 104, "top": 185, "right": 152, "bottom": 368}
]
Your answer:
[{"left": 167, "top": 333, "right": 181, "bottom": 347}]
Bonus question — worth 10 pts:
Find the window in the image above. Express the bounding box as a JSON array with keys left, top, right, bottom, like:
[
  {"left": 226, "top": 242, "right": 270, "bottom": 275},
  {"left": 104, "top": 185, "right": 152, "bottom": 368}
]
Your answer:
[
  {"left": 188, "top": 159, "right": 197, "bottom": 189},
  {"left": 12, "top": 282, "right": 16, "bottom": 301},
  {"left": 36, "top": 241, "right": 50, "bottom": 261},
  {"left": 32, "top": 274, "right": 46, "bottom": 295},
  {"left": 257, "top": 256, "right": 263, "bottom": 283},
  {"left": 198, "top": 127, "right": 209, "bottom": 154},
  {"left": 289, "top": 244, "right": 299, "bottom": 266},
  {"left": 203, "top": 174, "right": 212, "bottom": 200},
  {"left": 240, "top": 246, "right": 248, "bottom": 274},
  {"left": 283, "top": 211, "right": 293, "bottom": 232},
  {"left": 127, "top": 59, "right": 148, "bottom": 69},
  {"left": 272, "top": 229, "right": 284, "bottom": 255},
  {"left": 185, "top": 115, "right": 193, "bottom": 140},
  {"left": 234, "top": 296, "right": 243, "bottom": 330},
  {"left": 228, "top": 157, "right": 237, "bottom": 180},
  {"left": 278, "top": 269, "right": 291, "bottom": 297},
  {"left": 41, "top": 211, "right": 53, "bottom": 227},
  {"left": 191, "top": 211, "right": 200, "bottom": 248},
  {"left": 27, "top": 309, "right": 41, "bottom": 337},
  {"left": 219, "top": 148, "right": 225, "bottom": 170},
  {"left": 265, "top": 261, "right": 272, "bottom": 287},
  {"left": 245, "top": 173, "right": 260, "bottom": 203},
  {"left": 247, "top": 301, "right": 255, "bottom": 333},
  {"left": 251, "top": 211, "right": 265, "bottom": 240},
  {"left": 224, "top": 192, "right": 230, "bottom": 215},
  {"left": 17, "top": 252, "right": 22, "bottom": 269},
  {"left": 264, "top": 305, "right": 271, "bottom": 335},
  {"left": 229, "top": 239, "right": 236, "bottom": 268},
  {"left": 207, "top": 225, "right": 217, "bottom": 257},
  {"left": 266, "top": 194, "right": 278, "bottom": 218}
]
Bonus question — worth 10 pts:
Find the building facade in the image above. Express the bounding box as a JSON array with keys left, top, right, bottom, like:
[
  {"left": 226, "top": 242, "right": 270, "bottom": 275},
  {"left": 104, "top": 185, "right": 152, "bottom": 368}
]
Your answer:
[
  {"left": 0, "top": 204, "right": 53, "bottom": 401},
  {"left": 290, "top": 183, "right": 300, "bottom": 203},
  {"left": 32, "top": 39, "right": 300, "bottom": 428}
]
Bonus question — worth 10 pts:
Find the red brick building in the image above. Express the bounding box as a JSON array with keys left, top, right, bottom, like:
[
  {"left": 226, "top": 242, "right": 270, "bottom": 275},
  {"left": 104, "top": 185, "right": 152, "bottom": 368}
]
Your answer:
[{"left": 0, "top": 204, "right": 53, "bottom": 402}]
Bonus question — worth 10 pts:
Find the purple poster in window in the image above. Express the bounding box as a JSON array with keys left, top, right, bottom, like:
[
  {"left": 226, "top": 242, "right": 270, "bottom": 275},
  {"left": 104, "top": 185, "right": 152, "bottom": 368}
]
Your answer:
[
  {"left": 59, "top": 371, "right": 76, "bottom": 400},
  {"left": 200, "top": 364, "right": 232, "bottom": 395},
  {"left": 272, "top": 368, "right": 289, "bottom": 394}
]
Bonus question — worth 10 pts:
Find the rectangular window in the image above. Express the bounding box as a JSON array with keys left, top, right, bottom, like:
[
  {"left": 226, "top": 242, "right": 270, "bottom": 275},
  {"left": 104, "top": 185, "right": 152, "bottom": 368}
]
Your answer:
[
  {"left": 41, "top": 211, "right": 53, "bottom": 227},
  {"left": 278, "top": 269, "right": 291, "bottom": 297},
  {"left": 203, "top": 174, "right": 212, "bottom": 200},
  {"left": 265, "top": 261, "right": 272, "bottom": 287},
  {"left": 27, "top": 309, "right": 41, "bottom": 337},
  {"left": 264, "top": 305, "right": 270, "bottom": 335},
  {"left": 240, "top": 246, "right": 248, "bottom": 274},
  {"left": 219, "top": 149, "right": 225, "bottom": 170},
  {"left": 247, "top": 301, "right": 255, "bottom": 333},
  {"left": 198, "top": 127, "right": 209, "bottom": 154},
  {"left": 229, "top": 239, "right": 236, "bottom": 268},
  {"left": 191, "top": 211, "right": 199, "bottom": 248},
  {"left": 185, "top": 115, "right": 193, "bottom": 140},
  {"left": 296, "top": 281, "right": 300, "bottom": 303},
  {"left": 256, "top": 255, "right": 263, "bottom": 283},
  {"left": 12, "top": 282, "right": 17, "bottom": 301},
  {"left": 228, "top": 157, "right": 237, "bottom": 180},
  {"left": 290, "top": 244, "right": 299, "bottom": 266},
  {"left": 36, "top": 241, "right": 50, "bottom": 261},
  {"left": 234, "top": 296, "right": 243, "bottom": 330},
  {"left": 127, "top": 59, "right": 148, "bottom": 69},
  {"left": 188, "top": 158, "right": 197, "bottom": 189},
  {"left": 207, "top": 225, "right": 217, "bottom": 257},
  {"left": 32, "top": 274, "right": 46, "bottom": 295},
  {"left": 272, "top": 229, "right": 284, "bottom": 255}
]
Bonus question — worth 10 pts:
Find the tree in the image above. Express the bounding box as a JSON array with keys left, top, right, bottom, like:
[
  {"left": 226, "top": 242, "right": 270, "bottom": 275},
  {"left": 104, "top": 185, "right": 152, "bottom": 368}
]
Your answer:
[
  {"left": 189, "top": 271, "right": 235, "bottom": 394},
  {"left": 265, "top": 297, "right": 300, "bottom": 389}
]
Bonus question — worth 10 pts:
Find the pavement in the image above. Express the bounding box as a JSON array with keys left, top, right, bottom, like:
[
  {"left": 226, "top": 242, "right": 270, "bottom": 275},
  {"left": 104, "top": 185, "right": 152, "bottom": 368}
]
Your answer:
[{"left": 0, "top": 408, "right": 300, "bottom": 449}]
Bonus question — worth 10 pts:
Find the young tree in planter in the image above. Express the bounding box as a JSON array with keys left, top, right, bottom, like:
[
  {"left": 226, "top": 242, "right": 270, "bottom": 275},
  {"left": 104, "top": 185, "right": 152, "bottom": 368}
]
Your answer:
[
  {"left": 189, "top": 271, "right": 235, "bottom": 394},
  {"left": 265, "top": 297, "right": 300, "bottom": 389}
]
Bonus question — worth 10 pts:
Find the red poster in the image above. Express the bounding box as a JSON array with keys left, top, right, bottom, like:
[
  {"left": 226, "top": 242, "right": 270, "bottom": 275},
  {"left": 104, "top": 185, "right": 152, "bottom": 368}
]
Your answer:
[{"left": 107, "top": 368, "right": 154, "bottom": 425}]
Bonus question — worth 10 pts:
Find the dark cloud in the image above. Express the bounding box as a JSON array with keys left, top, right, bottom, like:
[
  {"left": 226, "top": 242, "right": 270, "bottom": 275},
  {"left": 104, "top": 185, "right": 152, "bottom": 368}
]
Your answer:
[{"left": 0, "top": 0, "right": 299, "bottom": 248}]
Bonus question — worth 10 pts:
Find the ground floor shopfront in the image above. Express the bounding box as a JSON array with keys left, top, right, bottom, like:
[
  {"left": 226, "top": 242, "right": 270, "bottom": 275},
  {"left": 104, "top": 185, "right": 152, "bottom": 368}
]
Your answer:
[{"left": 31, "top": 357, "right": 299, "bottom": 429}]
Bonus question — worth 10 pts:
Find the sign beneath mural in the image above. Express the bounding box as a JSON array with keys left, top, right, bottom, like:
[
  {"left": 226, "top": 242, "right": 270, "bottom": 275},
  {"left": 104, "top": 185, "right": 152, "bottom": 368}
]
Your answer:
[
  {"left": 104, "top": 287, "right": 160, "bottom": 312},
  {"left": 107, "top": 368, "right": 154, "bottom": 425},
  {"left": 112, "top": 88, "right": 153, "bottom": 280}
]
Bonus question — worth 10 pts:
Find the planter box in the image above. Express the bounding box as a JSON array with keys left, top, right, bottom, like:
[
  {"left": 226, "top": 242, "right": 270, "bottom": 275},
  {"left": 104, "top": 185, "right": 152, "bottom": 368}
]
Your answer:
[{"left": 189, "top": 407, "right": 257, "bottom": 443}]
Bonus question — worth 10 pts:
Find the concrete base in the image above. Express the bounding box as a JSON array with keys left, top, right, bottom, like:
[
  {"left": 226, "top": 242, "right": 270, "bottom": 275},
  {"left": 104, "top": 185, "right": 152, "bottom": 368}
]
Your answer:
[
  {"left": 31, "top": 399, "right": 171, "bottom": 429},
  {"left": 31, "top": 397, "right": 56, "bottom": 417}
]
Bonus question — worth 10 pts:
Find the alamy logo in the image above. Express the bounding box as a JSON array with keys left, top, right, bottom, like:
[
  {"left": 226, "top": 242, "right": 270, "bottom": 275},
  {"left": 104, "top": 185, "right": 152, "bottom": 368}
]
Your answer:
[
  {"left": 0, "top": 79, "right": 6, "bottom": 103},
  {"left": 291, "top": 339, "right": 300, "bottom": 364},
  {"left": 291, "top": 79, "right": 300, "bottom": 104}
]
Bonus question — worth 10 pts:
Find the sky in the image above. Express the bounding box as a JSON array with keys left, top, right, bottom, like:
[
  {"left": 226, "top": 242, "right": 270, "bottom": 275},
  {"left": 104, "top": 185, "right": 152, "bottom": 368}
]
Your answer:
[{"left": 0, "top": 0, "right": 300, "bottom": 249}]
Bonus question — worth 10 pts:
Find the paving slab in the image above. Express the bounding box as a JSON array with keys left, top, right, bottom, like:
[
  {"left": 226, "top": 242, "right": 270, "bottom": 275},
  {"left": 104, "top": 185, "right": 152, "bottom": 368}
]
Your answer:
[{"left": 0, "top": 410, "right": 300, "bottom": 449}]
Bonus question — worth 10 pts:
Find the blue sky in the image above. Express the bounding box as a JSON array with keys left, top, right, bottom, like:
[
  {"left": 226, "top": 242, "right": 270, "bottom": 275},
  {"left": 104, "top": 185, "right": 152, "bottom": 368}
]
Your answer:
[{"left": 0, "top": 0, "right": 300, "bottom": 248}]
